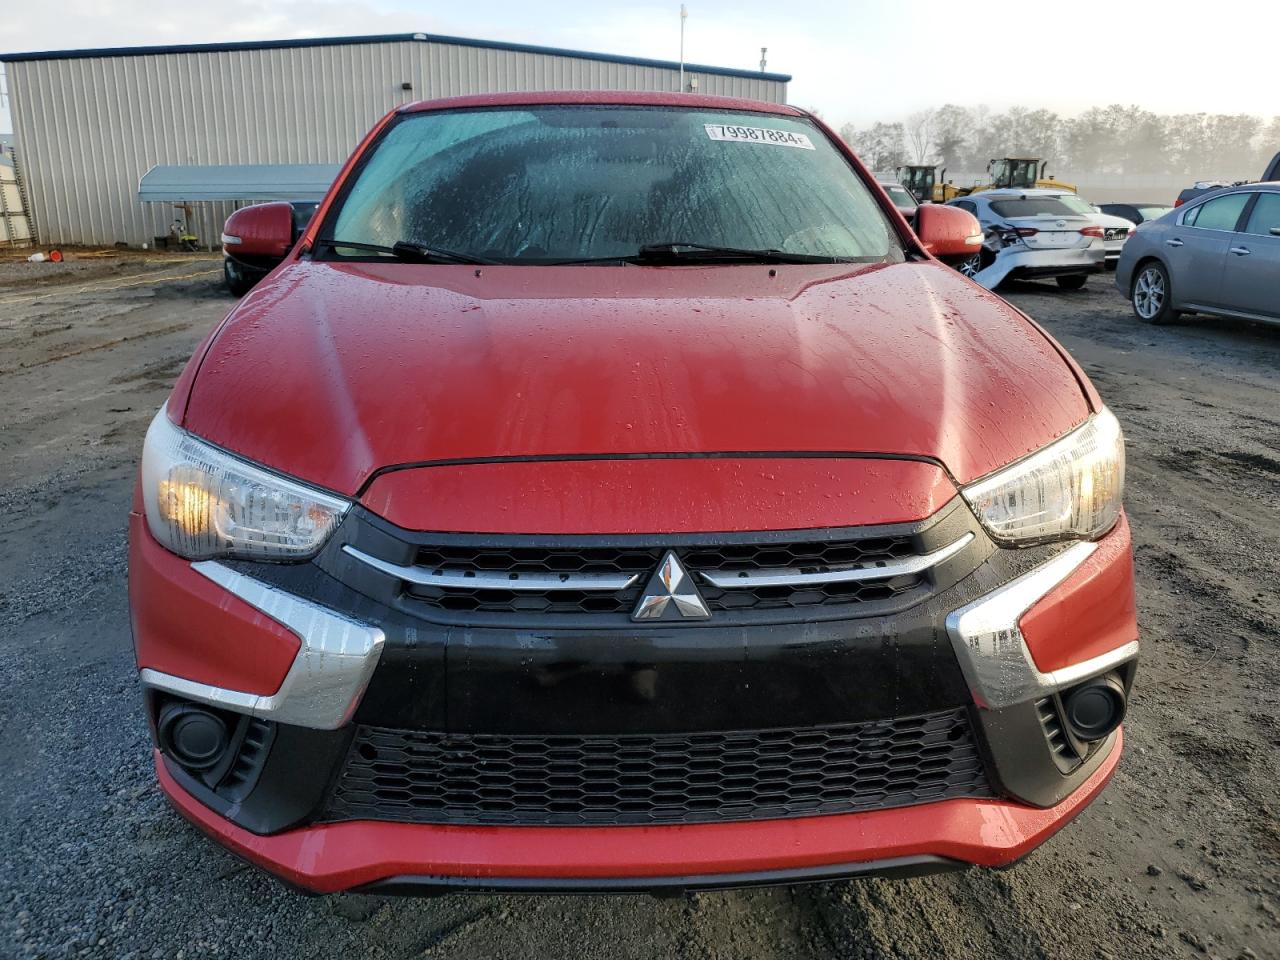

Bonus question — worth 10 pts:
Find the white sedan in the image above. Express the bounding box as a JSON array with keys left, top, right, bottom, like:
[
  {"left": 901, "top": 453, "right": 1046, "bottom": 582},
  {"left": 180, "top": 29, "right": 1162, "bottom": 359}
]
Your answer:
[{"left": 947, "top": 190, "right": 1107, "bottom": 290}]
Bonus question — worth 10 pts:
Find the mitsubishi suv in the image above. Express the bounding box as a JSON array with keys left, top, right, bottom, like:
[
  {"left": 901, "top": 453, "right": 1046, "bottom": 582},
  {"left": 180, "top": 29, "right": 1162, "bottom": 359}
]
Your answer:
[{"left": 129, "top": 91, "right": 1138, "bottom": 894}]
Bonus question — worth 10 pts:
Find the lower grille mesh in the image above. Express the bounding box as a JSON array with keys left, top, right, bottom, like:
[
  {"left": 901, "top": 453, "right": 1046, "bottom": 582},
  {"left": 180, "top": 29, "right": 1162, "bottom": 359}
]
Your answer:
[{"left": 324, "top": 708, "right": 991, "bottom": 826}]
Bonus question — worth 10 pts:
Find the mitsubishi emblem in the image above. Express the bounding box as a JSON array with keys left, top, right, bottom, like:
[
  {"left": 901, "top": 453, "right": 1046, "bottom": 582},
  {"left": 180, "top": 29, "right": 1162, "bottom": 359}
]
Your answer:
[{"left": 632, "top": 552, "right": 710, "bottom": 621}]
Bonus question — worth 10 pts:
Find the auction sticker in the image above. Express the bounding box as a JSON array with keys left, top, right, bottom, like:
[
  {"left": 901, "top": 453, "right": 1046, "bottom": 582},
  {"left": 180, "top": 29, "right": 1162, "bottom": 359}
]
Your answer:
[{"left": 705, "top": 124, "right": 815, "bottom": 149}]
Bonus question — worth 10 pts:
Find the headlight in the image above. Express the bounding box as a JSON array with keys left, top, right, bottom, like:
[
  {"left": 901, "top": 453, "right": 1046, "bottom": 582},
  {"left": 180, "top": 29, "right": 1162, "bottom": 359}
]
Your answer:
[
  {"left": 141, "top": 407, "right": 348, "bottom": 560},
  {"left": 962, "top": 409, "right": 1124, "bottom": 545}
]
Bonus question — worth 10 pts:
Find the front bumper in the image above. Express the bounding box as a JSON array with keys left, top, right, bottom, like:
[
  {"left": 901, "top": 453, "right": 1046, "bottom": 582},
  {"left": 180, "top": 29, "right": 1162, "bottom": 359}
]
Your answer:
[
  {"left": 157, "top": 732, "right": 1122, "bottom": 894},
  {"left": 131, "top": 501, "right": 1139, "bottom": 893},
  {"left": 1103, "top": 238, "right": 1128, "bottom": 268}
]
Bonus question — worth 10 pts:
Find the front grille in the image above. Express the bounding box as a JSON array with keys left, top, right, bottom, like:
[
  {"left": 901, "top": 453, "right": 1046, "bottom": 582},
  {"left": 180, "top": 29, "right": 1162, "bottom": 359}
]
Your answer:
[
  {"left": 324, "top": 708, "right": 992, "bottom": 826},
  {"left": 406, "top": 535, "right": 921, "bottom": 616}
]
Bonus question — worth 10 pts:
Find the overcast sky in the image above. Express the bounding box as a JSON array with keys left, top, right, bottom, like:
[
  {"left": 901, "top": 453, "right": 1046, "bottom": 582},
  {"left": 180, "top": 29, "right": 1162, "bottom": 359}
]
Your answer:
[{"left": 2, "top": 0, "right": 1277, "bottom": 133}]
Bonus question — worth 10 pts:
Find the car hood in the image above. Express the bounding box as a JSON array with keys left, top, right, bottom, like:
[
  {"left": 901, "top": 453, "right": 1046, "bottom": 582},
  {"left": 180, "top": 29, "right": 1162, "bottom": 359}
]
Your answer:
[{"left": 181, "top": 259, "right": 1091, "bottom": 496}]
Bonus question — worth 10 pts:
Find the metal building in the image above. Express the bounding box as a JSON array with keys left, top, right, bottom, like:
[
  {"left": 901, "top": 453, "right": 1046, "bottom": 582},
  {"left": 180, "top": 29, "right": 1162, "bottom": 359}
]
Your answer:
[{"left": 0, "top": 33, "right": 790, "bottom": 247}]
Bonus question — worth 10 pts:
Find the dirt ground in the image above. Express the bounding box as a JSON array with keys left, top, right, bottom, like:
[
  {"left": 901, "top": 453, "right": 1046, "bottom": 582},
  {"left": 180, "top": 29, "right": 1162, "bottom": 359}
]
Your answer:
[{"left": 0, "top": 254, "right": 1276, "bottom": 960}]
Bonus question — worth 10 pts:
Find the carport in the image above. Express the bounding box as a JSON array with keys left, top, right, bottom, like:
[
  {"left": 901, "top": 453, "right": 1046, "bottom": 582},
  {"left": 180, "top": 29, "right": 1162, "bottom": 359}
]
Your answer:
[{"left": 136, "top": 163, "right": 340, "bottom": 250}]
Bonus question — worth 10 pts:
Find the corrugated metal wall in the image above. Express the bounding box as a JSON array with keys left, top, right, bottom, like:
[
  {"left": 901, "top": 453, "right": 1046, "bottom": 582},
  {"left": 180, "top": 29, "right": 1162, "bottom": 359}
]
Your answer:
[{"left": 4, "top": 39, "right": 787, "bottom": 246}]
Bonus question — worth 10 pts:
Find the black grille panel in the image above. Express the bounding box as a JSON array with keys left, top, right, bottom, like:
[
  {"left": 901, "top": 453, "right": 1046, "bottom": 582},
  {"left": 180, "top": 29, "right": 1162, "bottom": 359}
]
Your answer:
[
  {"left": 404, "top": 534, "right": 922, "bottom": 616},
  {"left": 325, "top": 708, "right": 992, "bottom": 826}
]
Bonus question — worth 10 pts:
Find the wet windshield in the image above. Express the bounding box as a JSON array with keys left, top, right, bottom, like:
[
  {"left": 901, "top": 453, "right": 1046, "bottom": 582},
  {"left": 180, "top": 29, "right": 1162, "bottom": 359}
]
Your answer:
[{"left": 322, "top": 105, "right": 900, "bottom": 264}]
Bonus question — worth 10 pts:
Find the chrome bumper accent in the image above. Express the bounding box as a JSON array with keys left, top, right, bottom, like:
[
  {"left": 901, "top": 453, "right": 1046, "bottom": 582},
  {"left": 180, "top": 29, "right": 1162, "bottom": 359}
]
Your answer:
[
  {"left": 698, "top": 532, "right": 974, "bottom": 589},
  {"left": 945, "top": 542, "right": 1138, "bottom": 710},
  {"left": 342, "top": 544, "right": 640, "bottom": 592},
  {"left": 139, "top": 561, "right": 385, "bottom": 730}
]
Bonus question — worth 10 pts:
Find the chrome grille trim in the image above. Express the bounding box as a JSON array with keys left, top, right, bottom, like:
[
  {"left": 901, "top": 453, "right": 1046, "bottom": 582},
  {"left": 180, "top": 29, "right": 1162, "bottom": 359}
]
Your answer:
[
  {"left": 697, "top": 532, "right": 974, "bottom": 588},
  {"left": 342, "top": 544, "right": 640, "bottom": 592}
]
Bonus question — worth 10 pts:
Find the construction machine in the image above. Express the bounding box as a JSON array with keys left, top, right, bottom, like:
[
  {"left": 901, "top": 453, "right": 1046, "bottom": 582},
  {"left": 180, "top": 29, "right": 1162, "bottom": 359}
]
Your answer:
[
  {"left": 895, "top": 165, "right": 965, "bottom": 203},
  {"left": 967, "top": 157, "right": 1076, "bottom": 195}
]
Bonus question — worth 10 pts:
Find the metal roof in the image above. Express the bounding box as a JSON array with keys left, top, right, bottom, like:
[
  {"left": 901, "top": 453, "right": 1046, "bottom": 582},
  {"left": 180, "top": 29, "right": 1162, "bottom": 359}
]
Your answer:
[
  {"left": 0, "top": 32, "right": 792, "bottom": 83},
  {"left": 137, "top": 164, "right": 341, "bottom": 202}
]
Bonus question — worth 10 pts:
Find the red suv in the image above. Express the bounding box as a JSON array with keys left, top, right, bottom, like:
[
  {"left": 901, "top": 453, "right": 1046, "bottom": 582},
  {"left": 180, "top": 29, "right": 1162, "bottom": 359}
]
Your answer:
[{"left": 130, "top": 91, "right": 1138, "bottom": 894}]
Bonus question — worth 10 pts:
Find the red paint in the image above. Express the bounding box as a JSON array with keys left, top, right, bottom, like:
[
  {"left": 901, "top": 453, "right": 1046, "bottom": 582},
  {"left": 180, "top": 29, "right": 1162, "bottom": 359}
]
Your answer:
[
  {"left": 180, "top": 257, "right": 1088, "bottom": 498},
  {"left": 1019, "top": 514, "right": 1139, "bottom": 673},
  {"left": 178, "top": 90, "right": 1094, "bottom": 498},
  {"left": 362, "top": 457, "right": 956, "bottom": 534},
  {"left": 167, "top": 322, "right": 231, "bottom": 424},
  {"left": 222, "top": 202, "right": 294, "bottom": 258},
  {"left": 128, "top": 514, "right": 299, "bottom": 694},
  {"left": 157, "top": 731, "right": 1122, "bottom": 893},
  {"left": 915, "top": 204, "right": 984, "bottom": 257}
]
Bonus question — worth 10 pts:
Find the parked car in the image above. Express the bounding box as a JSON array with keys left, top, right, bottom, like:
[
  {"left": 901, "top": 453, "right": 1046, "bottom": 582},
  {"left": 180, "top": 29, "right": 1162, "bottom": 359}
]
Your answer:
[
  {"left": 1174, "top": 180, "right": 1236, "bottom": 209},
  {"left": 131, "top": 91, "right": 1137, "bottom": 895},
  {"left": 221, "top": 201, "right": 318, "bottom": 296},
  {"left": 1117, "top": 182, "right": 1280, "bottom": 326},
  {"left": 1099, "top": 202, "right": 1173, "bottom": 226},
  {"left": 948, "top": 189, "right": 1106, "bottom": 289},
  {"left": 1172, "top": 151, "right": 1280, "bottom": 208},
  {"left": 879, "top": 178, "right": 919, "bottom": 221},
  {"left": 1039, "top": 192, "right": 1135, "bottom": 269}
]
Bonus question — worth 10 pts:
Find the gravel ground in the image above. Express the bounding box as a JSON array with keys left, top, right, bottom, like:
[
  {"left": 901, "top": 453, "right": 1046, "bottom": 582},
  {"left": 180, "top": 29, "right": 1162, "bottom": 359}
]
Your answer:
[{"left": 0, "top": 256, "right": 1276, "bottom": 960}]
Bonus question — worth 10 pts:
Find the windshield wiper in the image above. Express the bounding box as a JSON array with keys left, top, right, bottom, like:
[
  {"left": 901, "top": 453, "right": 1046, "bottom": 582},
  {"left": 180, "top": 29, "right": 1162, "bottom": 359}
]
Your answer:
[
  {"left": 542, "top": 243, "right": 856, "bottom": 266},
  {"left": 632, "top": 243, "right": 855, "bottom": 264},
  {"left": 314, "top": 238, "right": 497, "bottom": 265}
]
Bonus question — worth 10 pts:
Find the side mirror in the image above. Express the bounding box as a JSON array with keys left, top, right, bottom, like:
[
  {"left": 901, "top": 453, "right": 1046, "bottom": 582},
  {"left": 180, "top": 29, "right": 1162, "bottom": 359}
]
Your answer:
[
  {"left": 915, "top": 204, "right": 984, "bottom": 258},
  {"left": 221, "top": 202, "right": 296, "bottom": 259}
]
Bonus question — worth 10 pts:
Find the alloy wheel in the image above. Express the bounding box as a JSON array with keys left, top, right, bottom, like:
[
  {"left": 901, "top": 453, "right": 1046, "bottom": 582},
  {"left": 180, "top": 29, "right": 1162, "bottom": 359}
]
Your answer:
[{"left": 1133, "top": 267, "right": 1165, "bottom": 320}]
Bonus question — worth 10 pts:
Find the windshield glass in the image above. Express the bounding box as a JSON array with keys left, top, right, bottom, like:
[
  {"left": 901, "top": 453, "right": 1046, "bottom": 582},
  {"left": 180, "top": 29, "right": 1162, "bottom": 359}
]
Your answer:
[
  {"left": 1137, "top": 205, "right": 1172, "bottom": 220},
  {"left": 989, "top": 197, "right": 1080, "bottom": 219},
  {"left": 323, "top": 106, "right": 899, "bottom": 263},
  {"left": 1054, "top": 195, "right": 1096, "bottom": 215},
  {"left": 884, "top": 185, "right": 917, "bottom": 207}
]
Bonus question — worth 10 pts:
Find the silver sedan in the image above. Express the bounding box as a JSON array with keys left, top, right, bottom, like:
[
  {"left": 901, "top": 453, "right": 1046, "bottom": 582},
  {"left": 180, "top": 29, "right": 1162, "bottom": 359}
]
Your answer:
[
  {"left": 1116, "top": 183, "right": 1280, "bottom": 326},
  {"left": 947, "top": 191, "right": 1105, "bottom": 290}
]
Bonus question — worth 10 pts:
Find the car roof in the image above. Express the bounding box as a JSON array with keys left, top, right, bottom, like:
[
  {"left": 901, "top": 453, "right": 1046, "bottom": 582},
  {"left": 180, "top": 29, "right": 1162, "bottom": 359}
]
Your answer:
[
  {"left": 979, "top": 187, "right": 1074, "bottom": 198},
  {"left": 399, "top": 90, "right": 807, "bottom": 116},
  {"left": 1185, "top": 181, "right": 1280, "bottom": 202}
]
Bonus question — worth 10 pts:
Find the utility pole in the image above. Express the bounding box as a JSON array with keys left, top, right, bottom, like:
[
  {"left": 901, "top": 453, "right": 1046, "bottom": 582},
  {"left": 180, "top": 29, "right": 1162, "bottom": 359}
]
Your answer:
[
  {"left": 679, "top": 5, "right": 688, "bottom": 92},
  {"left": 760, "top": 47, "right": 768, "bottom": 72}
]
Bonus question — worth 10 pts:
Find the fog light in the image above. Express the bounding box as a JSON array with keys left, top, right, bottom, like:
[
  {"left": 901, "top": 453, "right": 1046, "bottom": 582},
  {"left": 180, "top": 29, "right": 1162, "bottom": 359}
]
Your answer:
[
  {"left": 1062, "top": 673, "right": 1126, "bottom": 742},
  {"left": 158, "top": 702, "right": 229, "bottom": 771}
]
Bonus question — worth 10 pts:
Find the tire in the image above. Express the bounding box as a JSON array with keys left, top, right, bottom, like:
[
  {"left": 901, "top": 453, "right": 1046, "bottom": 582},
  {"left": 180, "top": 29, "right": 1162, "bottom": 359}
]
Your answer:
[
  {"left": 223, "top": 257, "right": 254, "bottom": 297},
  {"left": 1055, "top": 275, "right": 1088, "bottom": 291},
  {"left": 956, "top": 248, "right": 993, "bottom": 279},
  {"left": 1130, "top": 261, "right": 1180, "bottom": 325}
]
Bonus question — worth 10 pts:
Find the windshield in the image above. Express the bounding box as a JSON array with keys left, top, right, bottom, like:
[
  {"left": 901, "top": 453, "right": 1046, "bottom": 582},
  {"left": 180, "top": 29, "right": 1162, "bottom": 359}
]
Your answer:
[
  {"left": 1054, "top": 195, "right": 1096, "bottom": 215},
  {"left": 884, "top": 185, "right": 917, "bottom": 207},
  {"left": 989, "top": 198, "right": 1081, "bottom": 219},
  {"left": 1137, "top": 205, "right": 1172, "bottom": 220},
  {"left": 322, "top": 106, "right": 899, "bottom": 264}
]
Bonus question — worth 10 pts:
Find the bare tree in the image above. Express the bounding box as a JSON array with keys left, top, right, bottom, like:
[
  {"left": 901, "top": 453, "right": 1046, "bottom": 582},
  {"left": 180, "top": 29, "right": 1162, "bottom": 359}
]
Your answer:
[
  {"left": 905, "top": 109, "right": 936, "bottom": 164},
  {"left": 840, "top": 103, "right": 1275, "bottom": 181},
  {"left": 932, "top": 104, "right": 973, "bottom": 171}
]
